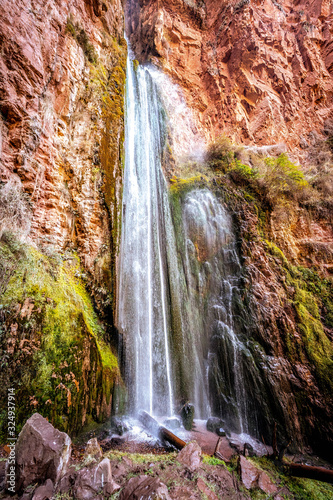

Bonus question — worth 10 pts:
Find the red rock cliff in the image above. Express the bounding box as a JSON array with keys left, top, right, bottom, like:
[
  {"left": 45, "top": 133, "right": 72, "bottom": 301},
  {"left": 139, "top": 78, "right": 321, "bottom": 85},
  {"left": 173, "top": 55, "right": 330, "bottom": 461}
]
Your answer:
[
  {"left": 127, "top": 0, "right": 333, "bottom": 161},
  {"left": 0, "top": 0, "right": 126, "bottom": 317}
]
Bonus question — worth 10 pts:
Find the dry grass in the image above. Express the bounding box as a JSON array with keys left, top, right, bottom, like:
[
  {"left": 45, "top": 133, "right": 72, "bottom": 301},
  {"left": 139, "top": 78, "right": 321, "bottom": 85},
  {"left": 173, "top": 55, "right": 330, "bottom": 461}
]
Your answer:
[{"left": 0, "top": 180, "right": 32, "bottom": 239}]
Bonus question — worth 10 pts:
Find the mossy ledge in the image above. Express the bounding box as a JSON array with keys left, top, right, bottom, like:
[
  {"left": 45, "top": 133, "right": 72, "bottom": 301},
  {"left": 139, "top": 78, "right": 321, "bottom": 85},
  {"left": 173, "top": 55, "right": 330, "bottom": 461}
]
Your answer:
[{"left": 0, "top": 232, "right": 122, "bottom": 441}]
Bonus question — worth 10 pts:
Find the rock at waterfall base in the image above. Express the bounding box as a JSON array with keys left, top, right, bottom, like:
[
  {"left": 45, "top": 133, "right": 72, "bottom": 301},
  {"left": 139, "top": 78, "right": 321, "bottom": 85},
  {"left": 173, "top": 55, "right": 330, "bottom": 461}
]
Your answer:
[
  {"left": 180, "top": 403, "right": 195, "bottom": 431},
  {"left": 9, "top": 413, "right": 71, "bottom": 493},
  {"left": 177, "top": 442, "right": 202, "bottom": 471},
  {"left": 206, "top": 417, "right": 226, "bottom": 435}
]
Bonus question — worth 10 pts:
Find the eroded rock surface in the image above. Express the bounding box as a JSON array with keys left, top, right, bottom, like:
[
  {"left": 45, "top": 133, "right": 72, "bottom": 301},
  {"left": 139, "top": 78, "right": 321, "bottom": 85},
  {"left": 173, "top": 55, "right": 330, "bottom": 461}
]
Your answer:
[
  {"left": 177, "top": 441, "right": 202, "bottom": 471},
  {"left": 127, "top": 0, "right": 333, "bottom": 162},
  {"left": 0, "top": 0, "right": 126, "bottom": 317},
  {"left": 12, "top": 413, "right": 71, "bottom": 493}
]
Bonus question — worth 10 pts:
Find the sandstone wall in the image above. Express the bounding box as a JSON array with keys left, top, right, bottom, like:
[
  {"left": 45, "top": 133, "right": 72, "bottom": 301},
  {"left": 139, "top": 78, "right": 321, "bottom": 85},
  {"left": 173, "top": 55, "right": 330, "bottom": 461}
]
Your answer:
[
  {"left": 0, "top": 0, "right": 126, "bottom": 318},
  {"left": 127, "top": 0, "right": 333, "bottom": 162}
]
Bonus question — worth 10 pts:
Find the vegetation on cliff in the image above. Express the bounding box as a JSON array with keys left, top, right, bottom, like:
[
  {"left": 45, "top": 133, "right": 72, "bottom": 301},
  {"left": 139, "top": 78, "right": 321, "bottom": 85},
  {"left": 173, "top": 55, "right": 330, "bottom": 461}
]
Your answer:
[
  {"left": 169, "top": 136, "right": 333, "bottom": 458},
  {"left": 0, "top": 230, "right": 121, "bottom": 440}
]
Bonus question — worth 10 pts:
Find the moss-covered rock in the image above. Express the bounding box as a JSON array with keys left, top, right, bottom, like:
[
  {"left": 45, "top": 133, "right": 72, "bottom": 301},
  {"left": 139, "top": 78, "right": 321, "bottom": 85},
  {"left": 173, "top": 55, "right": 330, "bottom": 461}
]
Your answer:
[{"left": 0, "top": 232, "right": 122, "bottom": 440}]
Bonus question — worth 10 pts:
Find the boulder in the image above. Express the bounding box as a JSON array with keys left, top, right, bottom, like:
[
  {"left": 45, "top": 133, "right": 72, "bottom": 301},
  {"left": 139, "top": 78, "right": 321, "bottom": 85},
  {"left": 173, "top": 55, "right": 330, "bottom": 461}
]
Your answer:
[
  {"left": 12, "top": 413, "right": 71, "bottom": 492},
  {"left": 84, "top": 438, "right": 102, "bottom": 461},
  {"left": 32, "top": 479, "right": 54, "bottom": 500},
  {"left": 119, "top": 475, "right": 171, "bottom": 500},
  {"left": 258, "top": 471, "right": 278, "bottom": 495},
  {"left": 216, "top": 427, "right": 226, "bottom": 437},
  {"left": 239, "top": 455, "right": 259, "bottom": 489},
  {"left": 180, "top": 403, "right": 194, "bottom": 431},
  {"left": 239, "top": 456, "right": 279, "bottom": 493},
  {"left": 111, "top": 417, "right": 131, "bottom": 436},
  {"left": 163, "top": 417, "right": 181, "bottom": 430},
  {"left": 206, "top": 417, "right": 225, "bottom": 434},
  {"left": 74, "top": 458, "right": 120, "bottom": 499},
  {"left": 177, "top": 441, "right": 202, "bottom": 471}
]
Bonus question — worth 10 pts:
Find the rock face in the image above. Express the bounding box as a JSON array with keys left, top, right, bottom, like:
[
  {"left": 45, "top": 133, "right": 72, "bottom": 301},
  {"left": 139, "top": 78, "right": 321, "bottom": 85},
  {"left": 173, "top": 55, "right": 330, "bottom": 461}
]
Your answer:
[
  {"left": 127, "top": 0, "right": 333, "bottom": 162},
  {"left": 0, "top": 0, "right": 126, "bottom": 319},
  {"left": 74, "top": 458, "right": 120, "bottom": 499},
  {"left": 0, "top": 0, "right": 126, "bottom": 436},
  {"left": 12, "top": 413, "right": 71, "bottom": 493}
]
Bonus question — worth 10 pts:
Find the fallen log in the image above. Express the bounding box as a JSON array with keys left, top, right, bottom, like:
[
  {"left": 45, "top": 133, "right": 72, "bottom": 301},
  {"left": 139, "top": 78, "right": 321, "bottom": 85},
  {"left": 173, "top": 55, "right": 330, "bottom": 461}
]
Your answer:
[
  {"left": 285, "top": 463, "right": 333, "bottom": 484},
  {"left": 138, "top": 411, "right": 186, "bottom": 451}
]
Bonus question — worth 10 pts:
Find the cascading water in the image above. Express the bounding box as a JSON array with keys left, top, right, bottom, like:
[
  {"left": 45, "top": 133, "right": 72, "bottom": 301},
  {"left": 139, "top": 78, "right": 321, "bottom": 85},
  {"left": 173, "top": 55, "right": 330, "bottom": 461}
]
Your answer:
[
  {"left": 117, "top": 54, "right": 174, "bottom": 416},
  {"left": 178, "top": 189, "right": 248, "bottom": 432},
  {"left": 118, "top": 48, "right": 266, "bottom": 440}
]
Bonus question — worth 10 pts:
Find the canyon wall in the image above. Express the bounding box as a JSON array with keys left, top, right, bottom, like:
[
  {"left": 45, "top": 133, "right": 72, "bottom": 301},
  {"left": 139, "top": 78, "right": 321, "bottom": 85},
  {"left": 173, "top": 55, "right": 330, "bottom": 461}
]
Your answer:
[
  {"left": 0, "top": 0, "right": 126, "bottom": 436},
  {"left": 0, "top": 0, "right": 126, "bottom": 317},
  {"left": 127, "top": 0, "right": 333, "bottom": 163},
  {"left": 125, "top": 0, "right": 333, "bottom": 458}
]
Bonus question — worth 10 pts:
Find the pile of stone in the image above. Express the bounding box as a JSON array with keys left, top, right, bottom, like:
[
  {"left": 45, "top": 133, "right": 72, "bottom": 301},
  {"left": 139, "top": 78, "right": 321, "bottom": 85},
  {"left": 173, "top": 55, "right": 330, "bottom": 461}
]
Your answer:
[{"left": 3, "top": 413, "right": 120, "bottom": 500}]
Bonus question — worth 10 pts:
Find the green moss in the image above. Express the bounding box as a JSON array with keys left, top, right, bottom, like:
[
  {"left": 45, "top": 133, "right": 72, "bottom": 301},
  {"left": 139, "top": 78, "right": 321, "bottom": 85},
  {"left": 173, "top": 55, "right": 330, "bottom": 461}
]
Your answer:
[
  {"left": 0, "top": 233, "right": 120, "bottom": 439},
  {"left": 169, "top": 175, "right": 208, "bottom": 196},
  {"left": 249, "top": 457, "right": 333, "bottom": 500},
  {"left": 106, "top": 450, "right": 177, "bottom": 464},
  {"left": 265, "top": 241, "right": 333, "bottom": 391},
  {"left": 202, "top": 455, "right": 226, "bottom": 467}
]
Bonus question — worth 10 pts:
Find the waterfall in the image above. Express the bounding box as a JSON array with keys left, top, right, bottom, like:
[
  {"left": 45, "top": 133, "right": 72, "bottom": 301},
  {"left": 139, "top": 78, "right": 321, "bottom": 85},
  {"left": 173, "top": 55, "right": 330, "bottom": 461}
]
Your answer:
[
  {"left": 177, "top": 189, "right": 249, "bottom": 431},
  {"left": 117, "top": 54, "right": 174, "bottom": 416},
  {"left": 118, "top": 50, "right": 263, "bottom": 437}
]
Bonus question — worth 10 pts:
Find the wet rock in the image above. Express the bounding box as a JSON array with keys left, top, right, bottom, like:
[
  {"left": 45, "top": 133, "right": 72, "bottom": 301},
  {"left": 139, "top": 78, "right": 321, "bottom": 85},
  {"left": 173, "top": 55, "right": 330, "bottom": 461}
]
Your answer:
[
  {"left": 13, "top": 413, "right": 71, "bottom": 492},
  {"left": 244, "top": 442, "right": 255, "bottom": 457},
  {"left": 239, "top": 455, "right": 259, "bottom": 489},
  {"left": 216, "top": 428, "right": 226, "bottom": 437},
  {"left": 180, "top": 403, "right": 194, "bottom": 431},
  {"left": 177, "top": 441, "right": 202, "bottom": 471},
  {"left": 111, "top": 417, "right": 131, "bottom": 436},
  {"left": 100, "top": 436, "right": 125, "bottom": 451},
  {"left": 206, "top": 417, "right": 225, "bottom": 434},
  {"left": 84, "top": 438, "right": 102, "bottom": 461},
  {"left": 32, "top": 479, "right": 54, "bottom": 500},
  {"left": 119, "top": 475, "right": 171, "bottom": 500},
  {"left": 74, "top": 458, "right": 120, "bottom": 499},
  {"left": 163, "top": 417, "right": 182, "bottom": 430}
]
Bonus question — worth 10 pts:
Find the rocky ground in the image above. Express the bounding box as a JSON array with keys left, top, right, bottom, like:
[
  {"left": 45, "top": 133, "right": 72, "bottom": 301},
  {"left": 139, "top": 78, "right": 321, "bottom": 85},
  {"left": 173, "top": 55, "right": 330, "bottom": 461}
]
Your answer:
[{"left": 0, "top": 414, "right": 333, "bottom": 500}]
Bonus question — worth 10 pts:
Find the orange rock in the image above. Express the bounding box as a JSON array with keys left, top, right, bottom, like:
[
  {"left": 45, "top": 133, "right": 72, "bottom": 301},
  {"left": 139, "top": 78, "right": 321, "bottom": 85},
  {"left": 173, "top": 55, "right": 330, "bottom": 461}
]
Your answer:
[{"left": 127, "top": 0, "right": 333, "bottom": 163}]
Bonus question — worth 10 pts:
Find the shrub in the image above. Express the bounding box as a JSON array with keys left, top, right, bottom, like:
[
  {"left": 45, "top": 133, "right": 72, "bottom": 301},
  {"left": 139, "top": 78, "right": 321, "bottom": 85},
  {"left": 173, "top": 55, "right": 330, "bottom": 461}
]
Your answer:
[
  {"left": 0, "top": 180, "right": 32, "bottom": 239},
  {"left": 260, "top": 154, "right": 307, "bottom": 201},
  {"left": 206, "top": 136, "right": 242, "bottom": 172},
  {"left": 310, "top": 162, "right": 333, "bottom": 198}
]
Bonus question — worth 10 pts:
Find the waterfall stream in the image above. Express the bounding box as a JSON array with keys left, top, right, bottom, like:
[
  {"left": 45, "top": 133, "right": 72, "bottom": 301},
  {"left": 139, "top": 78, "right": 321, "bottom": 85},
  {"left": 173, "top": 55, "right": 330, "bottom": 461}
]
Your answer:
[
  {"left": 117, "top": 55, "right": 174, "bottom": 416},
  {"left": 118, "top": 52, "right": 263, "bottom": 436}
]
